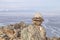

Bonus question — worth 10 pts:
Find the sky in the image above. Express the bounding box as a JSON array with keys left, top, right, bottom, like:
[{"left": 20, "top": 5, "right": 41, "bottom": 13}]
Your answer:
[{"left": 0, "top": 0, "right": 60, "bottom": 16}]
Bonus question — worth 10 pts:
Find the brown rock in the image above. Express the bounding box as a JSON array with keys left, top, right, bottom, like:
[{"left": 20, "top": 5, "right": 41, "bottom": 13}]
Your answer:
[
  {"left": 4, "top": 29, "right": 15, "bottom": 40},
  {"left": 51, "top": 37, "right": 58, "bottom": 40},
  {"left": 0, "top": 37, "right": 5, "bottom": 40}
]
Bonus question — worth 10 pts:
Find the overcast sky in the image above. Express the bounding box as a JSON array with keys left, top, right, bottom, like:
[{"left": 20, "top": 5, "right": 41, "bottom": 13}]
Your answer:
[{"left": 0, "top": 0, "right": 60, "bottom": 16}]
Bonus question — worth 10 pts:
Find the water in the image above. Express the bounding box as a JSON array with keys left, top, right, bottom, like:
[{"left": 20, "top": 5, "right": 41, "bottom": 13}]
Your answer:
[
  {"left": 43, "top": 16, "right": 60, "bottom": 37},
  {"left": 0, "top": 12, "right": 60, "bottom": 37}
]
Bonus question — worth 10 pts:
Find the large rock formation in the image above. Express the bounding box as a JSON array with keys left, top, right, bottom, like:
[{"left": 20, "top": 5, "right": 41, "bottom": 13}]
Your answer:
[{"left": 0, "top": 12, "right": 60, "bottom": 40}]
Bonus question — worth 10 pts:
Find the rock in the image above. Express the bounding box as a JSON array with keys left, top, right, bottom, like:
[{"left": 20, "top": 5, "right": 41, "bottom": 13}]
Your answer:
[
  {"left": 0, "top": 37, "right": 5, "bottom": 40},
  {"left": 58, "top": 38, "right": 60, "bottom": 40},
  {"left": 0, "top": 12, "right": 60, "bottom": 40},
  {"left": 51, "top": 37, "right": 58, "bottom": 40}
]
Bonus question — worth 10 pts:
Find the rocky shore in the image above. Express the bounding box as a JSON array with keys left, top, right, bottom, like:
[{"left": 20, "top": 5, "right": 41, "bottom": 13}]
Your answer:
[
  {"left": 0, "top": 21, "right": 26, "bottom": 40},
  {"left": 0, "top": 13, "right": 60, "bottom": 40},
  {"left": 0, "top": 21, "right": 60, "bottom": 40}
]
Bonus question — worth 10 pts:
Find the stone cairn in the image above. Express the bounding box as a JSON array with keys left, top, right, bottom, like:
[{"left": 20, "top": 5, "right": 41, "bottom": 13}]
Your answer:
[{"left": 0, "top": 13, "right": 60, "bottom": 40}]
